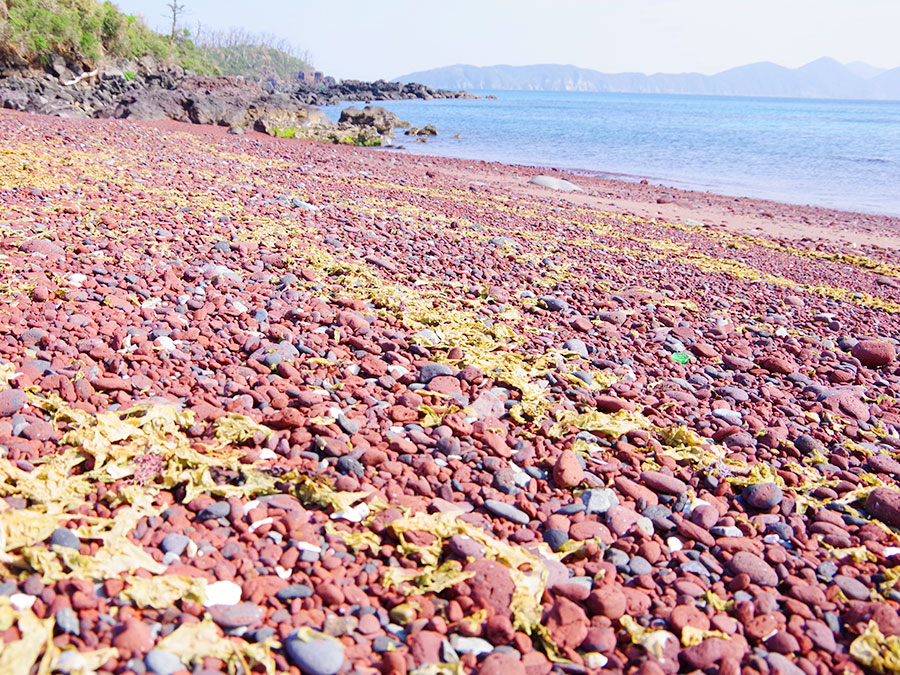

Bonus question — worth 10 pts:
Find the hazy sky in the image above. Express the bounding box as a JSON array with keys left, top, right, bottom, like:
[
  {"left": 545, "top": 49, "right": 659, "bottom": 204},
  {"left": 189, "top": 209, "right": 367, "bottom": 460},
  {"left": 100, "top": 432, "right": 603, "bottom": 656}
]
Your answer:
[{"left": 113, "top": 0, "right": 900, "bottom": 80}]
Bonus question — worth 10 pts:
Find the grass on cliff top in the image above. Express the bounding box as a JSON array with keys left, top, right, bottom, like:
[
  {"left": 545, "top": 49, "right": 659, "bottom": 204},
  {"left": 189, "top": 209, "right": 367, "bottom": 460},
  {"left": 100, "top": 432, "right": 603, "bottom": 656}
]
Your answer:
[
  {"left": 1, "top": 0, "right": 312, "bottom": 79},
  {"left": 199, "top": 43, "right": 310, "bottom": 81},
  {"left": 0, "top": 0, "right": 218, "bottom": 73}
]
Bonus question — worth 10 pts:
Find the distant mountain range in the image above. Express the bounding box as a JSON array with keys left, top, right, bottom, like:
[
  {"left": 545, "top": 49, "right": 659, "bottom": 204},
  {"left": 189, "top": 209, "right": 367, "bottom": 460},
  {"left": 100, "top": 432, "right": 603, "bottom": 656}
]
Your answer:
[{"left": 396, "top": 58, "right": 900, "bottom": 100}]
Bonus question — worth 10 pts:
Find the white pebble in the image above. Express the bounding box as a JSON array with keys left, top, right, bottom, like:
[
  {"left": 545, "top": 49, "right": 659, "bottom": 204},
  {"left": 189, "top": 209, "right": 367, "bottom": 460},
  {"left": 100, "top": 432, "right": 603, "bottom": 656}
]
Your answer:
[
  {"left": 584, "top": 653, "right": 609, "bottom": 669},
  {"left": 68, "top": 273, "right": 87, "bottom": 287},
  {"left": 333, "top": 502, "right": 370, "bottom": 523},
  {"left": 258, "top": 449, "right": 277, "bottom": 460},
  {"left": 666, "top": 536, "right": 684, "bottom": 552},
  {"left": 249, "top": 517, "right": 274, "bottom": 533},
  {"left": 154, "top": 336, "right": 177, "bottom": 351},
  {"left": 203, "top": 580, "right": 242, "bottom": 607},
  {"left": 9, "top": 593, "right": 35, "bottom": 611}
]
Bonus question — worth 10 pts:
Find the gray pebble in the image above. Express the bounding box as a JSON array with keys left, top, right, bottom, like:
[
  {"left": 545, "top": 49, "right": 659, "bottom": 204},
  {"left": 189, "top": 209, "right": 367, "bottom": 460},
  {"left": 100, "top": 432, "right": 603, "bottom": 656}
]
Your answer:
[
  {"left": 540, "top": 296, "right": 568, "bottom": 312},
  {"left": 582, "top": 488, "right": 619, "bottom": 515},
  {"left": 49, "top": 528, "right": 80, "bottom": 550},
  {"left": 276, "top": 584, "right": 314, "bottom": 601},
  {"left": 418, "top": 362, "right": 455, "bottom": 383},
  {"left": 680, "top": 561, "right": 711, "bottom": 577},
  {"left": 628, "top": 556, "right": 653, "bottom": 576},
  {"left": 144, "top": 649, "right": 183, "bottom": 675},
  {"left": 562, "top": 339, "right": 589, "bottom": 358},
  {"left": 284, "top": 631, "right": 345, "bottom": 675},
  {"left": 483, "top": 499, "right": 529, "bottom": 525},
  {"left": 160, "top": 533, "right": 190, "bottom": 556},
  {"left": 55, "top": 606, "right": 80, "bottom": 635},
  {"left": 543, "top": 528, "right": 569, "bottom": 552},
  {"left": 606, "top": 548, "right": 629, "bottom": 571},
  {"left": 336, "top": 456, "right": 365, "bottom": 478},
  {"left": 816, "top": 561, "right": 838, "bottom": 582},
  {"left": 710, "top": 525, "right": 743, "bottom": 538},
  {"left": 198, "top": 501, "right": 230, "bottom": 520},
  {"left": 373, "top": 635, "right": 402, "bottom": 653},
  {"left": 336, "top": 414, "right": 359, "bottom": 435}
]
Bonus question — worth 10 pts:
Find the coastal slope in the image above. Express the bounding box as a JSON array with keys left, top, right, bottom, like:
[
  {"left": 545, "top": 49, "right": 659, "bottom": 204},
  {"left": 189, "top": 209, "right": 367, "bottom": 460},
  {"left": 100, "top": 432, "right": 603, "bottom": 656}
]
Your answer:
[{"left": 0, "top": 110, "right": 899, "bottom": 675}]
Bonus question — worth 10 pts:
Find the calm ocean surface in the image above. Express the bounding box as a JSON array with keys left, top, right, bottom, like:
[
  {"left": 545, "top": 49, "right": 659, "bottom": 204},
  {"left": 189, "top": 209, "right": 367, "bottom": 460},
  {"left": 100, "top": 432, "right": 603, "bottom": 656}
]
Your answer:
[{"left": 322, "top": 91, "right": 900, "bottom": 217}]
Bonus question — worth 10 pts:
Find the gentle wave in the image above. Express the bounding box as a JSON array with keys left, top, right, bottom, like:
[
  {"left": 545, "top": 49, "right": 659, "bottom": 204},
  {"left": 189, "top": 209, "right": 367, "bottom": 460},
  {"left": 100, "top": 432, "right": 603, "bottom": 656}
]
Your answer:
[{"left": 323, "top": 91, "right": 900, "bottom": 217}]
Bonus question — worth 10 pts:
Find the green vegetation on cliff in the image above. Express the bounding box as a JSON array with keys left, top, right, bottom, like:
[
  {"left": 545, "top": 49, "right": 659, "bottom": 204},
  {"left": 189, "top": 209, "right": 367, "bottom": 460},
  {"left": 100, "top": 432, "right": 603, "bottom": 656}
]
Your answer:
[
  {"left": 0, "top": 0, "right": 216, "bottom": 72},
  {"left": 195, "top": 30, "right": 311, "bottom": 81},
  {"left": 0, "top": 0, "right": 310, "bottom": 79}
]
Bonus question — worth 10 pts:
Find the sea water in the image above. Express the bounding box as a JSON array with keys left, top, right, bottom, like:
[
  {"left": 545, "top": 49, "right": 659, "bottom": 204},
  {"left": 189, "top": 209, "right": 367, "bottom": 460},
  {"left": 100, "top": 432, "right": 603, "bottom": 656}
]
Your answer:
[{"left": 322, "top": 91, "right": 900, "bottom": 217}]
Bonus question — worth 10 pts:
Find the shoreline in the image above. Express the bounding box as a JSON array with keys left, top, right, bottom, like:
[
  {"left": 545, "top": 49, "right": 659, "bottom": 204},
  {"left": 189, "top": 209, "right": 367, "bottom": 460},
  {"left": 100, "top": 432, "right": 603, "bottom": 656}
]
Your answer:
[
  {"left": 7, "top": 107, "right": 899, "bottom": 251},
  {"left": 377, "top": 142, "right": 900, "bottom": 251},
  {"left": 381, "top": 143, "right": 900, "bottom": 229}
]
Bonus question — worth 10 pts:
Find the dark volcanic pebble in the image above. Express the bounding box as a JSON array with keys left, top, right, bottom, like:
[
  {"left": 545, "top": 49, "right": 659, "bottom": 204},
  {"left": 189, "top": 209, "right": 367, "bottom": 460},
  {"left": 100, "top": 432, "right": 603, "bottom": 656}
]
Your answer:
[
  {"left": 741, "top": 482, "right": 784, "bottom": 509},
  {"left": 727, "top": 551, "right": 779, "bottom": 586},
  {"left": 866, "top": 488, "right": 900, "bottom": 527}
]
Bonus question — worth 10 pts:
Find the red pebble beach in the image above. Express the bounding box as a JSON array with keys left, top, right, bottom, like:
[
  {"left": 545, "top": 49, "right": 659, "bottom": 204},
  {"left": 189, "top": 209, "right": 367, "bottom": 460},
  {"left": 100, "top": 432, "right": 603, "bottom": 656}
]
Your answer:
[{"left": 1, "top": 109, "right": 900, "bottom": 675}]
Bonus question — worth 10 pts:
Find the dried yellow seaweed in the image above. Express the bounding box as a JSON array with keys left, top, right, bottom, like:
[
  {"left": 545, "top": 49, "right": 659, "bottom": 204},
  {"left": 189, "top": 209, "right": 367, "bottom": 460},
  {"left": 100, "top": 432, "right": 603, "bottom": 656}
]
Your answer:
[
  {"left": 548, "top": 408, "right": 651, "bottom": 439},
  {"left": 387, "top": 510, "right": 549, "bottom": 635},
  {"left": 155, "top": 618, "right": 278, "bottom": 675},
  {"left": 214, "top": 413, "right": 272, "bottom": 444},
  {"left": 851, "top": 621, "right": 900, "bottom": 674},
  {"left": 121, "top": 575, "right": 208, "bottom": 609}
]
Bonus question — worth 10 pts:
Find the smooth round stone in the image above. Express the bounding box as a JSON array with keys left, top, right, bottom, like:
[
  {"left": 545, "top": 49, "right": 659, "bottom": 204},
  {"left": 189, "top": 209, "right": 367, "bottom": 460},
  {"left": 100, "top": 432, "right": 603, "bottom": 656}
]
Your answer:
[
  {"left": 145, "top": 649, "right": 183, "bottom": 675},
  {"left": 628, "top": 555, "right": 653, "bottom": 576},
  {"left": 540, "top": 296, "right": 569, "bottom": 312},
  {"left": 198, "top": 501, "right": 231, "bottom": 520},
  {"left": 160, "top": 533, "right": 190, "bottom": 556},
  {"left": 417, "top": 362, "right": 455, "bottom": 383},
  {"left": 0, "top": 389, "right": 27, "bottom": 417},
  {"left": 50, "top": 528, "right": 80, "bottom": 550},
  {"left": 276, "top": 584, "right": 314, "bottom": 601},
  {"left": 208, "top": 602, "right": 263, "bottom": 629},
  {"left": 203, "top": 580, "right": 242, "bottom": 607},
  {"left": 865, "top": 488, "right": 900, "bottom": 527},
  {"left": 450, "top": 635, "right": 494, "bottom": 655},
  {"left": 727, "top": 551, "right": 778, "bottom": 586},
  {"left": 483, "top": 499, "right": 529, "bottom": 525},
  {"left": 448, "top": 534, "right": 485, "bottom": 559},
  {"left": 336, "top": 414, "right": 359, "bottom": 435},
  {"left": 284, "top": 631, "right": 345, "bottom": 675},
  {"left": 712, "top": 408, "right": 743, "bottom": 424},
  {"left": 741, "top": 483, "right": 783, "bottom": 510},
  {"left": 562, "top": 339, "right": 589, "bottom": 358},
  {"left": 851, "top": 340, "right": 896, "bottom": 367},
  {"left": 834, "top": 575, "right": 869, "bottom": 600},
  {"left": 640, "top": 470, "right": 687, "bottom": 496}
]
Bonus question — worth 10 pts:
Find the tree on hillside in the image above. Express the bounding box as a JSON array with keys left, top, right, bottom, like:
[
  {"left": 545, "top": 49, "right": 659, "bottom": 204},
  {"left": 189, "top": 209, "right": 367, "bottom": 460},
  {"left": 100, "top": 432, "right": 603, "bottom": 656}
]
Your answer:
[{"left": 166, "top": 1, "right": 185, "bottom": 39}]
